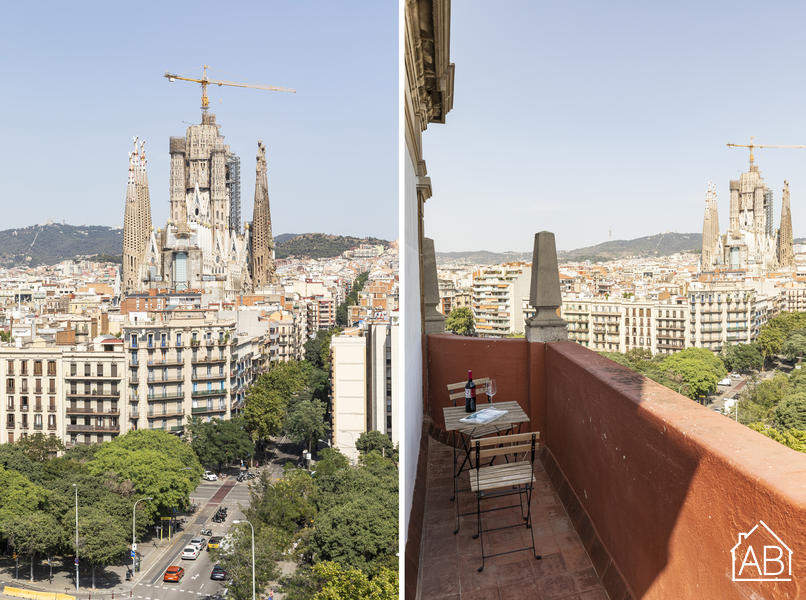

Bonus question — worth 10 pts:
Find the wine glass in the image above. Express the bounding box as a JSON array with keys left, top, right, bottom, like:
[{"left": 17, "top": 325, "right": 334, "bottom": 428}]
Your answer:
[{"left": 486, "top": 379, "right": 497, "bottom": 404}]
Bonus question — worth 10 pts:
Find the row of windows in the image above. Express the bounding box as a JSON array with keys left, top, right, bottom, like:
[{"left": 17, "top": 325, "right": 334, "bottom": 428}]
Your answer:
[
  {"left": 6, "top": 378, "right": 56, "bottom": 394},
  {"left": 6, "top": 413, "right": 56, "bottom": 428},
  {"left": 5, "top": 396, "right": 56, "bottom": 411},
  {"left": 6, "top": 360, "right": 57, "bottom": 376},
  {"left": 129, "top": 330, "right": 228, "bottom": 348}
]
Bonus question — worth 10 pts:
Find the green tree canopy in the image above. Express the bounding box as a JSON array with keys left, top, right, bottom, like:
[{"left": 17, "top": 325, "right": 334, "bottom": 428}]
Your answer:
[
  {"left": 311, "top": 562, "right": 397, "bottom": 600},
  {"left": 15, "top": 433, "right": 65, "bottom": 462},
  {"left": 188, "top": 417, "right": 254, "bottom": 471},
  {"left": 660, "top": 347, "right": 727, "bottom": 399},
  {"left": 782, "top": 332, "right": 806, "bottom": 362},
  {"left": 773, "top": 392, "right": 806, "bottom": 430},
  {"left": 355, "top": 431, "right": 395, "bottom": 458},
  {"left": 720, "top": 343, "right": 763, "bottom": 372},
  {"left": 4, "top": 512, "right": 62, "bottom": 581},
  {"left": 78, "top": 509, "right": 129, "bottom": 588},
  {"left": 212, "top": 523, "right": 282, "bottom": 600},
  {"left": 286, "top": 399, "right": 329, "bottom": 454},
  {"left": 88, "top": 430, "right": 201, "bottom": 517},
  {"left": 445, "top": 307, "right": 474, "bottom": 336}
]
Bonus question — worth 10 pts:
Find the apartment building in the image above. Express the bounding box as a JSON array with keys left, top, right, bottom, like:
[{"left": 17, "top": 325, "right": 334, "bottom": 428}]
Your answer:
[
  {"left": 0, "top": 338, "right": 124, "bottom": 446},
  {"left": 63, "top": 342, "right": 125, "bottom": 445},
  {"left": 562, "top": 298, "right": 691, "bottom": 355},
  {"left": 1, "top": 348, "right": 63, "bottom": 444},
  {"left": 330, "top": 323, "right": 399, "bottom": 462},
  {"left": 472, "top": 263, "right": 531, "bottom": 337},
  {"left": 124, "top": 315, "right": 235, "bottom": 435}
]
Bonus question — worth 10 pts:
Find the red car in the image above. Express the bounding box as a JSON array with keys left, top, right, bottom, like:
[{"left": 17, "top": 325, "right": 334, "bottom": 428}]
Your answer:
[{"left": 164, "top": 566, "right": 185, "bottom": 582}]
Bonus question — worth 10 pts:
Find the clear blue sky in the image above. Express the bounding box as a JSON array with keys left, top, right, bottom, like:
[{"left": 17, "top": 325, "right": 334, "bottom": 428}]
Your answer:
[
  {"left": 423, "top": 1, "right": 806, "bottom": 252},
  {"left": 0, "top": 1, "right": 397, "bottom": 240}
]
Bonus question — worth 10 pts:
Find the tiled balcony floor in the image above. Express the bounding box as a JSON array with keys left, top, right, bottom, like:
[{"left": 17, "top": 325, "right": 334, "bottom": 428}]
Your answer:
[{"left": 418, "top": 437, "right": 609, "bottom": 600}]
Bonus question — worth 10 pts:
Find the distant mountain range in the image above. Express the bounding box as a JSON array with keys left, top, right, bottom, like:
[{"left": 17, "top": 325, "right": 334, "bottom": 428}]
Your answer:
[
  {"left": 437, "top": 232, "right": 806, "bottom": 265},
  {"left": 0, "top": 224, "right": 388, "bottom": 267},
  {"left": 438, "top": 232, "right": 702, "bottom": 265}
]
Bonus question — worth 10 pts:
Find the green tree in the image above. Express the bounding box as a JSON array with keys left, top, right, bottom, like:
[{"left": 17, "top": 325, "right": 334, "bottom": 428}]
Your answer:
[
  {"left": 286, "top": 399, "right": 329, "bottom": 454},
  {"left": 445, "top": 307, "right": 474, "bottom": 336},
  {"left": 773, "top": 392, "right": 806, "bottom": 430},
  {"left": 660, "top": 347, "right": 727, "bottom": 400},
  {"left": 188, "top": 417, "right": 254, "bottom": 471},
  {"left": 212, "top": 522, "right": 282, "bottom": 600},
  {"left": 0, "top": 465, "right": 50, "bottom": 524},
  {"left": 249, "top": 469, "right": 318, "bottom": 535},
  {"left": 782, "top": 333, "right": 806, "bottom": 362},
  {"left": 78, "top": 510, "right": 129, "bottom": 589},
  {"left": 311, "top": 562, "right": 397, "bottom": 600},
  {"left": 305, "top": 329, "right": 341, "bottom": 371},
  {"left": 748, "top": 423, "right": 806, "bottom": 452},
  {"left": 16, "top": 433, "right": 65, "bottom": 462},
  {"left": 355, "top": 431, "right": 394, "bottom": 458},
  {"left": 4, "top": 512, "right": 61, "bottom": 581},
  {"left": 88, "top": 431, "right": 201, "bottom": 518},
  {"left": 720, "top": 343, "right": 763, "bottom": 372},
  {"left": 244, "top": 361, "right": 319, "bottom": 442}
]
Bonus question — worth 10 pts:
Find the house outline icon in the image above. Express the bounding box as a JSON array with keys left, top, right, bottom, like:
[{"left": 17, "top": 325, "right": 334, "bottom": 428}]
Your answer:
[{"left": 731, "top": 520, "right": 793, "bottom": 582}]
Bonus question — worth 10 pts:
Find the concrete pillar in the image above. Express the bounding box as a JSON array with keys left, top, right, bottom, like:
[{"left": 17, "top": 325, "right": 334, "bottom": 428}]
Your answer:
[
  {"left": 525, "top": 231, "right": 568, "bottom": 343},
  {"left": 422, "top": 237, "right": 445, "bottom": 335}
]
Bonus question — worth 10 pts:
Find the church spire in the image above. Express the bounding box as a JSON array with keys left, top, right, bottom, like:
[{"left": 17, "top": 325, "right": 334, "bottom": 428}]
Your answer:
[
  {"left": 249, "top": 140, "right": 276, "bottom": 289},
  {"left": 122, "top": 137, "right": 153, "bottom": 293},
  {"left": 778, "top": 180, "right": 794, "bottom": 267},
  {"left": 701, "top": 182, "right": 720, "bottom": 269}
]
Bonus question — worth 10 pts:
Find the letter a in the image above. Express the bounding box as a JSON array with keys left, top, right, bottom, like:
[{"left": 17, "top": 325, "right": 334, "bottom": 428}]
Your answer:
[{"left": 739, "top": 546, "right": 762, "bottom": 577}]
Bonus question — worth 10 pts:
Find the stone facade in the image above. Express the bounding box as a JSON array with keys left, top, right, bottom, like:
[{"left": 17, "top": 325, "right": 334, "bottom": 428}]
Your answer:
[
  {"left": 701, "top": 160, "right": 794, "bottom": 273},
  {"left": 250, "top": 141, "right": 276, "bottom": 289},
  {"left": 122, "top": 113, "right": 276, "bottom": 300}
]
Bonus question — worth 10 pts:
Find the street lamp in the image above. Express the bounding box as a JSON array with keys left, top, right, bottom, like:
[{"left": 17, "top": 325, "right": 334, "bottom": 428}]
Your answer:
[
  {"left": 72, "top": 483, "right": 78, "bottom": 591},
  {"left": 233, "top": 520, "right": 255, "bottom": 600},
  {"left": 132, "top": 497, "right": 153, "bottom": 579}
]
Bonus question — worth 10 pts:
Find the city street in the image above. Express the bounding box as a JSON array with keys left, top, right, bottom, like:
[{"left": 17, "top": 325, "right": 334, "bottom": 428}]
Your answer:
[
  {"left": 0, "top": 475, "right": 254, "bottom": 600},
  {"left": 132, "top": 478, "right": 249, "bottom": 600}
]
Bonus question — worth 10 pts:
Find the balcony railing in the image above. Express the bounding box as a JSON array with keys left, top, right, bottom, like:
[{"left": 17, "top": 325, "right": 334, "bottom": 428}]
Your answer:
[
  {"left": 66, "top": 407, "right": 120, "bottom": 416},
  {"left": 67, "top": 391, "right": 121, "bottom": 399},
  {"left": 147, "top": 391, "right": 185, "bottom": 401},
  {"left": 418, "top": 334, "right": 806, "bottom": 599},
  {"left": 191, "top": 406, "right": 226, "bottom": 414},
  {"left": 66, "top": 424, "right": 120, "bottom": 433},
  {"left": 191, "top": 389, "right": 226, "bottom": 398},
  {"left": 192, "top": 356, "right": 226, "bottom": 365}
]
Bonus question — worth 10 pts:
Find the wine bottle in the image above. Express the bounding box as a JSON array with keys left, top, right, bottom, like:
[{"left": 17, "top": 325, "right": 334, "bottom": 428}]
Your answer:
[{"left": 464, "top": 370, "right": 476, "bottom": 412}]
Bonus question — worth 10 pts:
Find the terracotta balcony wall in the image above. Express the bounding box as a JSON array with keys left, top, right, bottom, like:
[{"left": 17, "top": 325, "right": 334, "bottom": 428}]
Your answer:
[{"left": 418, "top": 333, "right": 806, "bottom": 600}]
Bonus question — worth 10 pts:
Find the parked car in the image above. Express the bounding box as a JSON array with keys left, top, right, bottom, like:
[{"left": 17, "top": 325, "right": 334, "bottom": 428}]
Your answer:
[
  {"left": 164, "top": 566, "right": 185, "bottom": 582},
  {"left": 189, "top": 537, "right": 205, "bottom": 550},
  {"left": 207, "top": 536, "right": 222, "bottom": 550},
  {"left": 210, "top": 564, "right": 227, "bottom": 580},
  {"left": 181, "top": 545, "right": 200, "bottom": 560},
  {"left": 203, "top": 471, "right": 218, "bottom": 481}
]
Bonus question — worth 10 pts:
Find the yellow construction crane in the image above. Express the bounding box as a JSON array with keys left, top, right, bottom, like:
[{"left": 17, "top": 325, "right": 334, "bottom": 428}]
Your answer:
[
  {"left": 164, "top": 65, "right": 295, "bottom": 112},
  {"left": 726, "top": 136, "right": 806, "bottom": 167}
]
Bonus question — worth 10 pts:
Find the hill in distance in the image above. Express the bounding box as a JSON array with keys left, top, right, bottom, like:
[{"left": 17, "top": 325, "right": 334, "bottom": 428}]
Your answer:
[
  {"left": 0, "top": 224, "right": 388, "bottom": 267},
  {"left": 437, "top": 232, "right": 704, "bottom": 265}
]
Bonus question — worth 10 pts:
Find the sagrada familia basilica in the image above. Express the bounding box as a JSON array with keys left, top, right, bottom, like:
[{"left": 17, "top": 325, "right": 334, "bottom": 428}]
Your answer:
[
  {"left": 701, "top": 157, "right": 794, "bottom": 273},
  {"left": 121, "top": 112, "right": 276, "bottom": 300}
]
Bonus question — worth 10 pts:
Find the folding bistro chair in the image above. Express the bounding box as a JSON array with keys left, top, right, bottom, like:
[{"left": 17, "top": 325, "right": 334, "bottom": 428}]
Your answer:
[{"left": 471, "top": 431, "right": 541, "bottom": 572}]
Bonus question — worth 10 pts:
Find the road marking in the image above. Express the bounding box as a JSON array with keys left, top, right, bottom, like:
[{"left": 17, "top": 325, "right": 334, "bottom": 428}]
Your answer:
[{"left": 192, "top": 573, "right": 200, "bottom": 580}]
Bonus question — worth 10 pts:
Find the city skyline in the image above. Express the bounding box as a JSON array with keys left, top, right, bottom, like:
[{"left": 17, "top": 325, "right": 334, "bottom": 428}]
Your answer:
[
  {"left": 422, "top": 1, "right": 806, "bottom": 252},
  {"left": 0, "top": 2, "right": 397, "bottom": 239}
]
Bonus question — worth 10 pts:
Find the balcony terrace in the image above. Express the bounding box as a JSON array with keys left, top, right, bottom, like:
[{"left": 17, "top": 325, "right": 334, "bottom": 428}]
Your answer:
[{"left": 410, "top": 333, "right": 806, "bottom": 599}]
